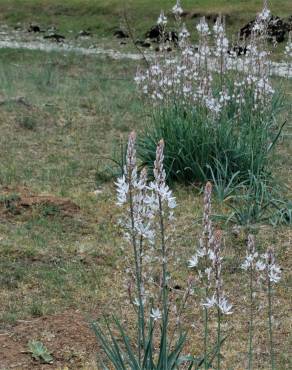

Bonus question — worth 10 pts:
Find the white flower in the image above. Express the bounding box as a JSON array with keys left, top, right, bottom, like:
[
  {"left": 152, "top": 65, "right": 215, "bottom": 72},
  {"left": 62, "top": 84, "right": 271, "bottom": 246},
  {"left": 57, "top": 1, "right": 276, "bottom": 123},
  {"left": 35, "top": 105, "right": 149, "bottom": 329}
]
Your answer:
[
  {"left": 172, "top": 0, "right": 183, "bottom": 16},
  {"left": 208, "top": 249, "right": 216, "bottom": 262},
  {"left": 188, "top": 255, "right": 198, "bottom": 268},
  {"left": 196, "top": 18, "right": 209, "bottom": 35},
  {"left": 115, "top": 176, "right": 129, "bottom": 205},
  {"left": 258, "top": 7, "right": 271, "bottom": 21},
  {"left": 218, "top": 296, "right": 233, "bottom": 315},
  {"left": 205, "top": 267, "right": 212, "bottom": 281},
  {"left": 133, "top": 298, "right": 140, "bottom": 306},
  {"left": 205, "top": 96, "right": 222, "bottom": 114},
  {"left": 197, "top": 247, "right": 207, "bottom": 258},
  {"left": 269, "top": 264, "right": 281, "bottom": 283},
  {"left": 150, "top": 308, "right": 162, "bottom": 321},
  {"left": 213, "top": 22, "right": 224, "bottom": 34},
  {"left": 256, "top": 260, "right": 266, "bottom": 271},
  {"left": 179, "top": 24, "right": 190, "bottom": 39},
  {"left": 241, "top": 254, "right": 254, "bottom": 270},
  {"left": 157, "top": 11, "right": 167, "bottom": 26},
  {"left": 202, "top": 295, "right": 216, "bottom": 309}
]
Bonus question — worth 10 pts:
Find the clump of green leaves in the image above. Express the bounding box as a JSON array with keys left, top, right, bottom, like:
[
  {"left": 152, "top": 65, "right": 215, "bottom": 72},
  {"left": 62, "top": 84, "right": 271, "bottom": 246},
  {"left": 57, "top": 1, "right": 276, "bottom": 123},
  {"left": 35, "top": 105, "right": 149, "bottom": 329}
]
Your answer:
[
  {"left": 18, "top": 114, "right": 38, "bottom": 130},
  {"left": 28, "top": 340, "right": 53, "bottom": 364}
]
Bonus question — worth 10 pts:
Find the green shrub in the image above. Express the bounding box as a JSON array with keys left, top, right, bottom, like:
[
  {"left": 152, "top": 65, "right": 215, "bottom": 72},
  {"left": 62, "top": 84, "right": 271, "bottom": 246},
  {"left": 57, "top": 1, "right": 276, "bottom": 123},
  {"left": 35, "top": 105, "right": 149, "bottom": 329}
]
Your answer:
[{"left": 139, "top": 86, "right": 285, "bottom": 184}]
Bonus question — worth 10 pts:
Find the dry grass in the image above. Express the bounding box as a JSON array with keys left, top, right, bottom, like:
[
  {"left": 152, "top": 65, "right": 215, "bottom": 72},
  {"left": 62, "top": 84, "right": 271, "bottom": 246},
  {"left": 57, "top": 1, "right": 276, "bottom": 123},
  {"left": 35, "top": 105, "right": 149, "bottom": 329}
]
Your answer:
[{"left": 0, "top": 11, "right": 291, "bottom": 369}]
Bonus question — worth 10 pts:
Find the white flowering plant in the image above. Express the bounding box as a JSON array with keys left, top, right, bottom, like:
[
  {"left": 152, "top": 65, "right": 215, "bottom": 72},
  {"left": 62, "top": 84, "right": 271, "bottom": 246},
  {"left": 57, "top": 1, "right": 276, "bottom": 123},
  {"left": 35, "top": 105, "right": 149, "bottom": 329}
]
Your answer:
[
  {"left": 136, "top": 2, "right": 289, "bottom": 186},
  {"left": 92, "top": 131, "right": 283, "bottom": 369},
  {"left": 93, "top": 133, "right": 227, "bottom": 369}
]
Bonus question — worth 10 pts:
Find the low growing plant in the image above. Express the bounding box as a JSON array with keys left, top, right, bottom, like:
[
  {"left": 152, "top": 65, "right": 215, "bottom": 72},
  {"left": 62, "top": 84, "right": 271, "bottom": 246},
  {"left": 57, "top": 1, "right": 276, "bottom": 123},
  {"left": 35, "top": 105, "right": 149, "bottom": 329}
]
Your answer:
[{"left": 28, "top": 340, "right": 53, "bottom": 364}]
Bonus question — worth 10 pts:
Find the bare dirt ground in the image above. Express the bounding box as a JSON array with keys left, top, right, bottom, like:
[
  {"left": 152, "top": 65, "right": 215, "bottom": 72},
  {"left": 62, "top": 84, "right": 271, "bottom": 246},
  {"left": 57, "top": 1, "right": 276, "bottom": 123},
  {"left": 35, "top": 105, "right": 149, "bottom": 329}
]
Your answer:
[
  {"left": 0, "top": 310, "right": 99, "bottom": 369},
  {"left": 0, "top": 187, "right": 80, "bottom": 219}
]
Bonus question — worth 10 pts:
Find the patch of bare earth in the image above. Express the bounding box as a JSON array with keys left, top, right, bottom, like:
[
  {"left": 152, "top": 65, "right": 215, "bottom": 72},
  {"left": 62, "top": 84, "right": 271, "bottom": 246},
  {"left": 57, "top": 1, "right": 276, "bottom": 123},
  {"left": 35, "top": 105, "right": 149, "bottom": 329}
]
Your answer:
[
  {"left": 0, "top": 187, "right": 80, "bottom": 218},
  {"left": 0, "top": 310, "right": 99, "bottom": 369}
]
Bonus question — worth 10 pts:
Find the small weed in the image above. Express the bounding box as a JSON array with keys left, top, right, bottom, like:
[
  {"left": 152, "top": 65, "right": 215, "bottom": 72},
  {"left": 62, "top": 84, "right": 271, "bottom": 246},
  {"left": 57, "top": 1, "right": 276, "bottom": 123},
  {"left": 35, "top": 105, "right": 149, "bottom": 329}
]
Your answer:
[
  {"left": 28, "top": 340, "right": 53, "bottom": 364},
  {"left": 40, "top": 203, "right": 61, "bottom": 217},
  {"left": 18, "top": 115, "right": 37, "bottom": 130},
  {"left": 30, "top": 301, "right": 44, "bottom": 317},
  {"left": 0, "top": 193, "right": 20, "bottom": 214}
]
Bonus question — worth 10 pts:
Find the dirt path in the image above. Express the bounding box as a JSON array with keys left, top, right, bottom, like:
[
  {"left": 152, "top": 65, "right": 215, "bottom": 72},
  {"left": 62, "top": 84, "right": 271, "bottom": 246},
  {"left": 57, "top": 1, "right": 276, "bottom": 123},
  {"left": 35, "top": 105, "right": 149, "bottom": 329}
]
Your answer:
[{"left": 0, "top": 37, "right": 291, "bottom": 78}]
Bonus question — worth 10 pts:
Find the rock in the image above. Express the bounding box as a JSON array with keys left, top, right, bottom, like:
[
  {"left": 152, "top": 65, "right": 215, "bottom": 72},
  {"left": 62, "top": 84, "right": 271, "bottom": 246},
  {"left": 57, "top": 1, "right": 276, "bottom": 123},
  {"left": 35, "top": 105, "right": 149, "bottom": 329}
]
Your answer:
[
  {"left": 145, "top": 25, "right": 178, "bottom": 45},
  {"left": 240, "top": 15, "right": 291, "bottom": 43},
  {"left": 28, "top": 24, "right": 41, "bottom": 33},
  {"left": 228, "top": 45, "right": 248, "bottom": 56},
  {"left": 145, "top": 25, "right": 161, "bottom": 40},
  {"left": 268, "top": 16, "right": 287, "bottom": 42},
  {"left": 181, "top": 11, "right": 191, "bottom": 18},
  {"left": 155, "top": 45, "right": 173, "bottom": 52},
  {"left": 285, "top": 16, "right": 292, "bottom": 32},
  {"left": 78, "top": 30, "right": 91, "bottom": 37},
  {"left": 114, "top": 29, "right": 129, "bottom": 39},
  {"left": 205, "top": 14, "right": 217, "bottom": 23},
  {"left": 44, "top": 33, "right": 65, "bottom": 42},
  {"left": 47, "top": 26, "right": 57, "bottom": 33},
  {"left": 191, "top": 13, "right": 202, "bottom": 19},
  {"left": 240, "top": 20, "right": 255, "bottom": 39},
  {"left": 135, "top": 39, "right": 151, "bottom": 48}
]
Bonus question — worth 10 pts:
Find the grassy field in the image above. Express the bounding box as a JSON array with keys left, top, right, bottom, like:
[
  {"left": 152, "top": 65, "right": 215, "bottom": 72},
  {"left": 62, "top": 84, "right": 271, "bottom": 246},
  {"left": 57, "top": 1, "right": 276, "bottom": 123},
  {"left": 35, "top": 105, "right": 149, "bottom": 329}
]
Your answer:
[
  {"left": 0, "top": 0, "right": 292, "bottom": 37},
  {"left": 0, "top": 1, "right": 291, "bottom": 369}
]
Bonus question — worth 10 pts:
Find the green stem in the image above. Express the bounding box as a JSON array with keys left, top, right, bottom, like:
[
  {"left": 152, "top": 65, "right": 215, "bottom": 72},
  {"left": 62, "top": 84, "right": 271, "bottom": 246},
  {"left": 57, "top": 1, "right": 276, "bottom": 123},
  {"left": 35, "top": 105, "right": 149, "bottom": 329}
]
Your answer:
[
  {"left": 128, "top": 180, "right": 144, "bottom": 365},
  {"left": 158, "top": 195, "right": 168, "bottom": 370},
  {"left": 217, "top": 306, "right": 221, "bottom": 370},
  {"left": 248, "top": 267, "right": 254, "bottom": 370},
  {"left": 268, "top": 279, "right": 275, "bottom": 370},
  {"left": 204, "top": 306, "right": 209, "bottom": 370}
]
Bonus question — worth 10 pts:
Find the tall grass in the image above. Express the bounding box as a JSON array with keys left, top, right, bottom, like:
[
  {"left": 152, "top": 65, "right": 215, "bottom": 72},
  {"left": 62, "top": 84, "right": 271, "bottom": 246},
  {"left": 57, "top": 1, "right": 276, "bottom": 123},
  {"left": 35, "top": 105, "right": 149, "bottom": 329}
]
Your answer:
[{"left": 139, "top": 87, "right": 284, "bottom": 184}]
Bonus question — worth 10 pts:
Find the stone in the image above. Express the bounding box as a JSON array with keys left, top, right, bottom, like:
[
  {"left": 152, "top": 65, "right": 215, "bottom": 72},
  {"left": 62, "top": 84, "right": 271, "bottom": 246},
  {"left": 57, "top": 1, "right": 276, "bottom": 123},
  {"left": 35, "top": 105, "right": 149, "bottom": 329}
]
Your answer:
[
  {"left": 145, "top": 25, "right": 178, "bottom": 45},
  {"left": 135, "top": 39, "right": 151, "bottom": 48},
  {"left": 28, "top": 24, "right": 41, "bottom": 33},
  {"left": 44, "top": 33, "right": 65, "bottom": 42},
  {"left": 78, "top": 30, "right": 91, "bottom": 37},
  {"left": 114, "top": 29, "right": 129, "bottom": 39},
  {"left": 240, "top": 15, "right": 291, "bottom": 43}
]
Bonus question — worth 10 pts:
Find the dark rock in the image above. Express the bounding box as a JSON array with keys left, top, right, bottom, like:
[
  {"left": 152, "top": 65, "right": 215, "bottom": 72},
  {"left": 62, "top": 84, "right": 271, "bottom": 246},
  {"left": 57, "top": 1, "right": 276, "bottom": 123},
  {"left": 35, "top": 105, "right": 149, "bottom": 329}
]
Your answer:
[
  {"left": 191, "top": 13, "right": 202, "bottom": 19},
  {"left": 268, "top": 16, "right": 287, "bottom": 42},
  {"left": 78, "top": 30, "right": 91, "bottom": 37},
  {"left": 155, "top": 45, "right": 174, "bottom": 52},
  {"left": 240, "top": 15, "right": 291, "bottom": 43},
  {"left": 114, "top": 29, "right": 129, "bottom": 39},
  {"left": 120, "top": 41, "right": 127, "bottom": 45},
  {"left": 285, "top": 16, "right": 292, "bottom": 32},
  {"left": 28, "top": 24, "right": 41, "bottom": 33},
  {"left": 145, "top": 25, "right": 178, "bottom": 45},
  {"left": 145, "top": 25, "right": 161, "bottom": 40},
  {"left": 44, "top": 33, "right": 65, "bottom": 42},
  {"left": 135, "top": 40, "right": 151, "bottom": 48},
  {"left": 240, "top": 20, "right": 255, "bottom": 39},
  {"left": 205, "top": 14, "right": 217, "bottom": 23},
  {"left": 181, "top": 11, "right": 191, "bottom": 18},
  {"left": 228, "top": 45, "right": 248, "bottom": 56}
]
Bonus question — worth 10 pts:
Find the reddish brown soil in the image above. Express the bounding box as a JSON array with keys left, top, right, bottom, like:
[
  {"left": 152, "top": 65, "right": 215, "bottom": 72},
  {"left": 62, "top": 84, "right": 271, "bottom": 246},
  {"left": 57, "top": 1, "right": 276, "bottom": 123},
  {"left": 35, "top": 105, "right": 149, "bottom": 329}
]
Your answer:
[
  {"left": 0, "top": 187, "right": 80, "bottom": 218},
  {"left": 0, "top": 310, "right": 99, "bottom": 369}
]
